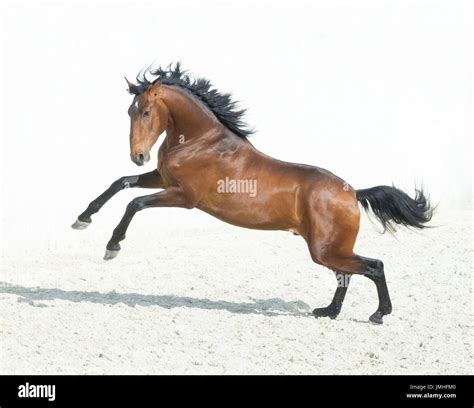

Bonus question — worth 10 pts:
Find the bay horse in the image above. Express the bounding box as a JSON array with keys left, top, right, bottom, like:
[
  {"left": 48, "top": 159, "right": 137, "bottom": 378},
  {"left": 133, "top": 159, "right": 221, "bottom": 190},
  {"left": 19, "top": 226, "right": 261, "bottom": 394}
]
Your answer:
[{"left": 72, "top": 63, "right": 433, "bottom": 324}]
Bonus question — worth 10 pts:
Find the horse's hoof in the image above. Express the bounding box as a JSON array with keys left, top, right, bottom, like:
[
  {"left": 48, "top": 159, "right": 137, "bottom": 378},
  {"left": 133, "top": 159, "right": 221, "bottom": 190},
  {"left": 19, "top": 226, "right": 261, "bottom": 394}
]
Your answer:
[
  {"left": 71, "top": 219, "right": 91, "bottom": 230},
  {"left": 369, "top": 311, "right": 384, "bottom": 324},
  {"left": 103, "top": 249, "right": 120, "bottom": 261},
  {"left": 312, "top": 306, "right": 339, "bottom": 320}
]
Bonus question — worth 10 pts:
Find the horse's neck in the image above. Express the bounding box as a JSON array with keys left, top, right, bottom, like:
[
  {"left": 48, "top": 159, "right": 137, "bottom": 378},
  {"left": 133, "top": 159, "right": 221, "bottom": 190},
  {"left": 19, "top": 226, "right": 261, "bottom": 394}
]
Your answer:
[
  {"left": 159, "top": 85, "right": 254, "bottom": 157},
  {"left": 161, "top": 85, "right": 220, "bottom": 143}
]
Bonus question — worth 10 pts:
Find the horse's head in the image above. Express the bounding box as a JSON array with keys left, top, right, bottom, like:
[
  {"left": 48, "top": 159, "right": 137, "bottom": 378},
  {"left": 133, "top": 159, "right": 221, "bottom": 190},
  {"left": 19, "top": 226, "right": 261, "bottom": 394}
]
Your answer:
[{"left": 125, "top": 78, "right": 169, "bottom": 166}]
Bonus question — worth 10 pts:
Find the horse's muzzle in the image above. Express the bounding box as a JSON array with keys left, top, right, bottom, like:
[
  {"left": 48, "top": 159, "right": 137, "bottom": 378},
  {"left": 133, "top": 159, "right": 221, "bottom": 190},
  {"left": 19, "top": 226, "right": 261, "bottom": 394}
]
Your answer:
[{"left": 132, "top": 152, "right": 150, "bottom": 166}]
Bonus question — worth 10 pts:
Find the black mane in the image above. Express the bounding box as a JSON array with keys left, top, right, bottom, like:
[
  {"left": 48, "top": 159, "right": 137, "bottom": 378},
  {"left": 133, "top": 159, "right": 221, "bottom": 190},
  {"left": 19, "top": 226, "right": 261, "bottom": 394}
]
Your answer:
[{"left": 129, "top": 62, "right": 253, "bottom": 139}]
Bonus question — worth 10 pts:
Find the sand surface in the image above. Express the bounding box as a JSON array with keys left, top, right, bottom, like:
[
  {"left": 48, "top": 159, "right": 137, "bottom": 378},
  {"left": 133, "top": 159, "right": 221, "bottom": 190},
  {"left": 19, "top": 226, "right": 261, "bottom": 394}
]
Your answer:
[{"left": 1, "top": 210, "right": 472, "bottom": 374}]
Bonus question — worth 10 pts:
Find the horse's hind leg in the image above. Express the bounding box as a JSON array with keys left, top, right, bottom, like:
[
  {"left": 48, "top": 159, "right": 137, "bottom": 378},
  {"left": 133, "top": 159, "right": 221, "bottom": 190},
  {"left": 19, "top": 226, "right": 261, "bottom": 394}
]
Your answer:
[
  {"left": 359, "top": 256, "right": 392, "bottom": 324},
  {"left": 71, "top": 170, "right": 163, "bottom": 229},
  {"left": 312, "top": 272, "right": 351, "bottom": 319},
  {"left": 310, "top": 248, "right": 392, "bottom": 324},
  {"left": 305, "top": 195, "right": 392, "bottom": 323}
]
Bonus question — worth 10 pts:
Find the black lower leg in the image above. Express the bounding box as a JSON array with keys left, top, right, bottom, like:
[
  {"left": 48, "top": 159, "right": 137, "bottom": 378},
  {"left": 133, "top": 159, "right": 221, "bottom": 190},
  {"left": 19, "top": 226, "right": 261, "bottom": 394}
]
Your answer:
[
  {"left": 313, "top": 272, "right": 351, "bottom": 319},
  {"left": 360, "top": 257, "right": 392, "bottom": 324},
  {"left": 106, "top": 199, "right": 142, "bottom": 251}
]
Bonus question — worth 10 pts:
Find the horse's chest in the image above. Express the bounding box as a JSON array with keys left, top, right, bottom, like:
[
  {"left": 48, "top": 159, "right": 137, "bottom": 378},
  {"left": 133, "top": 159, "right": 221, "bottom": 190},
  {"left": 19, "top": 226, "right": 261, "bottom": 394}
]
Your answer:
[
  {"left": 157, "top": 159, "right": 179, "bottom": 187},
  {"left": 158, "top": 143, "right": 217, "bottom": 189},
  {"left": 158, "top": 152, "right": 203, "bottom": 188}
]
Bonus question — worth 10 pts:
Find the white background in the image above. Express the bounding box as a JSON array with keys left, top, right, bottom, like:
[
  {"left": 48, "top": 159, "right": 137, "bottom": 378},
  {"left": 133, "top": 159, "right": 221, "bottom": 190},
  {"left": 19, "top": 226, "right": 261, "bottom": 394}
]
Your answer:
[{"left": 1, "top": 0, "right": 472, "bottom": 249}]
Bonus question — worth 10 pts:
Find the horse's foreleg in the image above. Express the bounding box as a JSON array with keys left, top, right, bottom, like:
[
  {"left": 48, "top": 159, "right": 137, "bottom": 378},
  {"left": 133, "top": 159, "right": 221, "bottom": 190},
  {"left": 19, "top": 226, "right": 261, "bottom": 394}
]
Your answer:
[
  {"left": 71, "top": 170, "right": 164, "bottom": 229},
  {"left": 103, "top": 187, "right": 191, "bottom": 260}
]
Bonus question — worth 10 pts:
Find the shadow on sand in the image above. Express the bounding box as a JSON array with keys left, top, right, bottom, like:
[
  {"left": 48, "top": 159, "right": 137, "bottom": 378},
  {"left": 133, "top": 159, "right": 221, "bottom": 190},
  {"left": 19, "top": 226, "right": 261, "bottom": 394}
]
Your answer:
[{"left": 0, "top": 282, "right": 312, "bottom": 317}]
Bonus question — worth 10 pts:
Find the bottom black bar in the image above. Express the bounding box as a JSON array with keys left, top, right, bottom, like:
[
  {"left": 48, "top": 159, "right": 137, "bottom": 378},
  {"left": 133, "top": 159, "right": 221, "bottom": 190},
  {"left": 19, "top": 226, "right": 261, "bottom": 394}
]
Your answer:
[{"left": 0, "top": 375, "right": 472, "bottom": 406}]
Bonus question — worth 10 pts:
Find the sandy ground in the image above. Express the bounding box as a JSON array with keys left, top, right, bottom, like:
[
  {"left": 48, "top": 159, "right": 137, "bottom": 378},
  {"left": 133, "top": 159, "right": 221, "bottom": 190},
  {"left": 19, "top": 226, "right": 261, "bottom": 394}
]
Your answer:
[{"left": 0, "top": 209, "right": 472, "bottom": 375}]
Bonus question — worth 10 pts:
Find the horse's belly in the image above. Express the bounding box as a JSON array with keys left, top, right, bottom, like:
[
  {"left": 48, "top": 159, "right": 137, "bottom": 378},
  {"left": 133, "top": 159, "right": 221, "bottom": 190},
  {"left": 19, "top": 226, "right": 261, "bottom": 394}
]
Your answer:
[{"left": 196, "top": 190, "right": 299, "bottom": 231}]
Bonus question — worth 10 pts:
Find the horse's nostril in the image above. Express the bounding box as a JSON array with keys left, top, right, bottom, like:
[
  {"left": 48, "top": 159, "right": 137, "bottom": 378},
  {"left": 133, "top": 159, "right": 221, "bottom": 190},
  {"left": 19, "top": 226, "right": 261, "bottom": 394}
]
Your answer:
[{"left": 133, "top": 153, "right": 147, "bottom": 166}]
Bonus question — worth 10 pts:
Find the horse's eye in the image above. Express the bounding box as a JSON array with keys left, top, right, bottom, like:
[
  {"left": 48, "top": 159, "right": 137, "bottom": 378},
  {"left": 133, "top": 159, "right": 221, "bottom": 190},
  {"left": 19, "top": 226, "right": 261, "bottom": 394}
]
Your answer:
[{"left": 143, "top": 111, "right": 150, "bottom": 117}]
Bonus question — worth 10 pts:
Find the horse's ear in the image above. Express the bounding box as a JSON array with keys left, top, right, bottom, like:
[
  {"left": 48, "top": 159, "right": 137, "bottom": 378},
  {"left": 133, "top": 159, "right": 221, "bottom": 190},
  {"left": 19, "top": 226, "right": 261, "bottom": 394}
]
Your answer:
[{"left": 124, "top": 77, "right": 138, "bottom": 94}]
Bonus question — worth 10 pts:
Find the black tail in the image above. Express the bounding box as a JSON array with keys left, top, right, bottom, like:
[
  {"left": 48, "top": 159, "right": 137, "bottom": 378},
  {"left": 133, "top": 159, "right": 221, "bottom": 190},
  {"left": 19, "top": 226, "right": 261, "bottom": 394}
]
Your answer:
[{"left": 356, "top": 185, "right": 434, "bottom": 233}]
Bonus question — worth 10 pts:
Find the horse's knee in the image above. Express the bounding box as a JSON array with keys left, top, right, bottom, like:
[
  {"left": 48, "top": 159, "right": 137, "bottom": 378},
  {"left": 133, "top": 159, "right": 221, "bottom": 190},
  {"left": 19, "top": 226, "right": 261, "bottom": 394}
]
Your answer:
[
  {"left": 113, "top": 175, "right": 138, "bottom": 191},
  {"left": 126, "top": 197, "right": 145, "bottom": 212}
]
